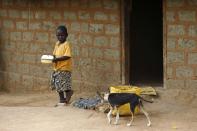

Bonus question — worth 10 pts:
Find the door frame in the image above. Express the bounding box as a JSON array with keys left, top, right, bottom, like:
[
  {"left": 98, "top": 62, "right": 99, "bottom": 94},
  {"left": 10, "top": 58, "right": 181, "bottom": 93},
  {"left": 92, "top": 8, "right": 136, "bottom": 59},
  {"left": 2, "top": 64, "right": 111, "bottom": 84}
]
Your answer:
[{"left": 120, "top": 0, "right": 132, "bottom": 85}]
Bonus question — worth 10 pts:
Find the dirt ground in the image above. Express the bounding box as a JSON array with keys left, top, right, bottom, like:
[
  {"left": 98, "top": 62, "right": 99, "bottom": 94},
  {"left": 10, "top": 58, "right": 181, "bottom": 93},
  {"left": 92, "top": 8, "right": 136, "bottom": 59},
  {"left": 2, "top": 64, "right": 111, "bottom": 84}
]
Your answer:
[{"left": 0, "top": 88, "right": 197, "bottom": 131}]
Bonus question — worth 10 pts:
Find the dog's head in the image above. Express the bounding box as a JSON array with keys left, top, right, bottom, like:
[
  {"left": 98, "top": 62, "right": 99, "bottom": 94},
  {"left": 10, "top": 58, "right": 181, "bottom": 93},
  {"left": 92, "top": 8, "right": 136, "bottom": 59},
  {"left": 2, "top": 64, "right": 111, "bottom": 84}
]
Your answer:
[
  {"left": 96, "top": 91, "right": 110, "bottom": 103},
  {"left": 96, "top": 91, "right": 109, "bottom": 101}
]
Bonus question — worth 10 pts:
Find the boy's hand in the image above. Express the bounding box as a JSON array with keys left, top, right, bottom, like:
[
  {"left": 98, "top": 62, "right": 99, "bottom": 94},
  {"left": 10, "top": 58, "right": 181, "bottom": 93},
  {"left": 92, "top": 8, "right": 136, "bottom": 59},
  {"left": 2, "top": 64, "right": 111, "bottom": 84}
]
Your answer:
[{"left": 52, "top": 55, "right": 57, "bottom": 63}]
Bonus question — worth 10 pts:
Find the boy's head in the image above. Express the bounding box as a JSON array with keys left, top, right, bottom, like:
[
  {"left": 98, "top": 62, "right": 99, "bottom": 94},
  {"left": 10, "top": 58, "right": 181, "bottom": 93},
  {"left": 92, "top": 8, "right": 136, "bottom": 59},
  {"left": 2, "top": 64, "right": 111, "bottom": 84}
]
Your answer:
[{"left": 56, "top": 25, "right": 68, "bottom": 43}]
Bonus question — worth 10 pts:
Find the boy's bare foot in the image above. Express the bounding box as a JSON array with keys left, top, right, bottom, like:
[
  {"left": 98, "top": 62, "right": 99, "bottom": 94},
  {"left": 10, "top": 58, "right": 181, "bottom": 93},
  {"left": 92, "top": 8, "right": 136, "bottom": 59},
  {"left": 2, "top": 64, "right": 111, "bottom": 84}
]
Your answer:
[{"left": 54, "top": 102, "right": 67, "bottom": 107}]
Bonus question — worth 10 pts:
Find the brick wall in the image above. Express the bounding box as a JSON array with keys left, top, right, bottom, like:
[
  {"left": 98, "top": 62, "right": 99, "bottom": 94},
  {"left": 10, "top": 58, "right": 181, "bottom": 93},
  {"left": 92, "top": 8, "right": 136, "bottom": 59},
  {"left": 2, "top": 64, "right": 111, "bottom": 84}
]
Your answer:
[
  {"left": 165, "top": 0, "right": 197, "bottom": 89},
  {"left": 0, "top": 0, "right": 121, "bottom": 92}
]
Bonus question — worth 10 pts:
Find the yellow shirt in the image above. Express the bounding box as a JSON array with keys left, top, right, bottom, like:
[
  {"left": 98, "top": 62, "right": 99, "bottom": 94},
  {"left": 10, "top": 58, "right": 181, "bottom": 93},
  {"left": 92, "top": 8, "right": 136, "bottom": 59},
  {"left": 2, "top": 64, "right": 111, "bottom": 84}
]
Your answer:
[{"left": 53, "top": 41, "right": 72, "bottom": 71}]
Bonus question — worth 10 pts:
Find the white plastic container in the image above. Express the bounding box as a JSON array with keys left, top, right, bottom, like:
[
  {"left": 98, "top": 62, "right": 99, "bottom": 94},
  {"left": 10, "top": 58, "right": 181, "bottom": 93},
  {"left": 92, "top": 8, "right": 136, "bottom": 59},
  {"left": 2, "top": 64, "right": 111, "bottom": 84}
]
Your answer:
[{"left": 41, "top": 55, "right": 54, "bottom": 64}]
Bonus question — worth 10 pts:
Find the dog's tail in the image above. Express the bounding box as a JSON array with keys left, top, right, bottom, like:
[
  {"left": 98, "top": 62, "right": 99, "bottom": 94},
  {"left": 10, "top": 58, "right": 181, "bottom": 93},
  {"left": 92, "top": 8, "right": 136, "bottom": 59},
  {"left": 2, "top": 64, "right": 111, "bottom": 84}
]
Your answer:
[{"left": 137, "top": 95, "right": 153, "bottom": 103}]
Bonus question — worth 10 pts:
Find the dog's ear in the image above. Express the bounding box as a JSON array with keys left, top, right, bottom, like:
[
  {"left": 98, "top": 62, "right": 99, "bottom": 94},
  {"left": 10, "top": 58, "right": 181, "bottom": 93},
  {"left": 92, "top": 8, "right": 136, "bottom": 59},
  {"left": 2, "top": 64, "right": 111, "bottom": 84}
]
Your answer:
[
  {"left": 108, "top": 87, "right": 110, "bottom": 93},
  {"left": 103, "top": 93, "right": 109, "bottom": 102},
  {"left": 96, "top": 91, "right": 104, "bottom": 100}
]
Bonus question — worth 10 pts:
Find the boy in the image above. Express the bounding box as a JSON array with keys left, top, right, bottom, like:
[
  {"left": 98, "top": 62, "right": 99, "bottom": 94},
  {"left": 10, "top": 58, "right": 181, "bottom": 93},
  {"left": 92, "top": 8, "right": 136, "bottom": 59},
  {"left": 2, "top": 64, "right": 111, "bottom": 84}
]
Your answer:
[{"left": 51, "top": 25, "right": 73, "bottom": 106}]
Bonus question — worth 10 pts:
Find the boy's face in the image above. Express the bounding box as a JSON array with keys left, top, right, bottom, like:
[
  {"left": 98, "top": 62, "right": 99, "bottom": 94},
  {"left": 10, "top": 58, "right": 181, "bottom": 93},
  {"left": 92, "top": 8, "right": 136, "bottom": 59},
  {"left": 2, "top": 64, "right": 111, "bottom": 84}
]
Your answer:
[{"left": 56, "top": 29, "right": 67, "bottom": 43}]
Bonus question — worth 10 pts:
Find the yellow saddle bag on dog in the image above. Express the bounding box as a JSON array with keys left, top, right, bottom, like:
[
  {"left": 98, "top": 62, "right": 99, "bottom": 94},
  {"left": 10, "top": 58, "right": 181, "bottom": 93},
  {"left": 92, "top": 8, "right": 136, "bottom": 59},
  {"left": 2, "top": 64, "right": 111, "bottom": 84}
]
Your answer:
[{"left": 110, "top": 86, "right": 142, "bottom": 116}]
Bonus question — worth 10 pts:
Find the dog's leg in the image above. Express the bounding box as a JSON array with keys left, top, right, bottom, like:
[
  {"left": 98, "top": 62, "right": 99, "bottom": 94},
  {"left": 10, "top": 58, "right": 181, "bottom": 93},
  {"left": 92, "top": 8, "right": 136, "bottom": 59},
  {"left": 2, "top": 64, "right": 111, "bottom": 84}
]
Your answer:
[
  {"left": 114, "top": 106, "right": 119, "bottom": 125},
  {"left": 107, "top": 107, "right": 113, "bottom": 124},
  {"left": 140, "top": 105, "right": 151, "bottom": 127},
  {"left": 127, "top": 111, "right": 134, "bottom": 126}
]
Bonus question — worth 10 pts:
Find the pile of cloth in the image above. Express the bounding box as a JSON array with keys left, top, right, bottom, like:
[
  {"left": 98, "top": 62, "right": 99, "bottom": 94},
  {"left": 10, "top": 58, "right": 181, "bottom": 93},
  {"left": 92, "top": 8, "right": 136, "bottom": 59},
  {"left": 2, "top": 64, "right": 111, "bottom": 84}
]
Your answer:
[{"left": 72, "top": 96, "right": 102, "bottom": 110}]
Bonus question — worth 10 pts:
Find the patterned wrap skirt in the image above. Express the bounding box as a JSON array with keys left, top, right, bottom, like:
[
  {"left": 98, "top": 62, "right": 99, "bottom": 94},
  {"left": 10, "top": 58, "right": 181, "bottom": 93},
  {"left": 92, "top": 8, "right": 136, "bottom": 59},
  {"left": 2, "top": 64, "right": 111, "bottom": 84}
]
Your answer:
[{"left": 50, "top": 70, "right": 72, "bottom": 92}]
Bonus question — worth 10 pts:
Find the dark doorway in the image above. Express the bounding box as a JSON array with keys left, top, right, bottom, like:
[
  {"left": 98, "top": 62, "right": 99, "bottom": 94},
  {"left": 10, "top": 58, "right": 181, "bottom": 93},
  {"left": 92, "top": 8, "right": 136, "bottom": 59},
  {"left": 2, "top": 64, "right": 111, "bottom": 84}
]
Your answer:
[{"left": 124, "top": 0, "right": 163, "bottom": 86}]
